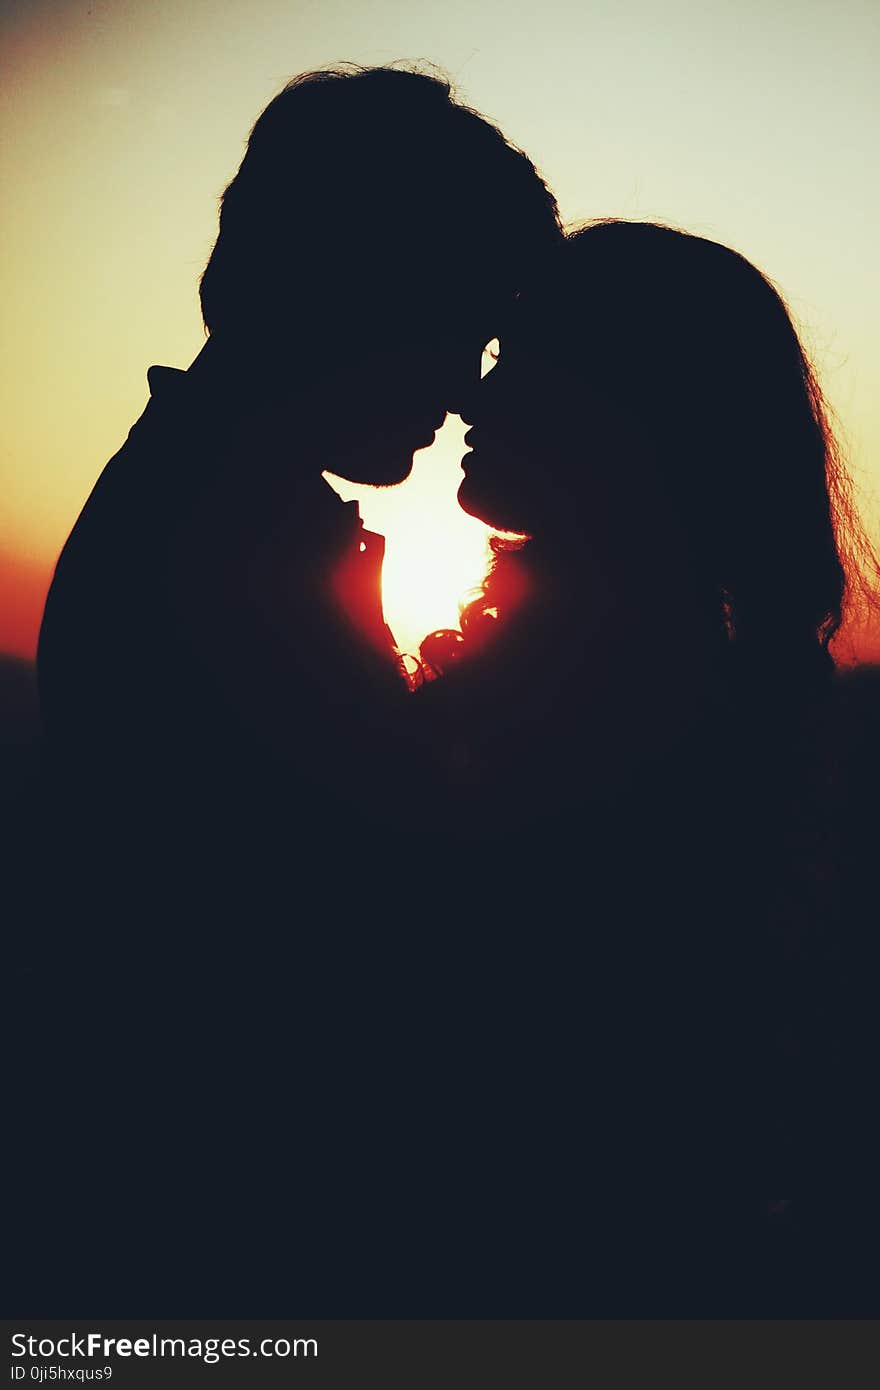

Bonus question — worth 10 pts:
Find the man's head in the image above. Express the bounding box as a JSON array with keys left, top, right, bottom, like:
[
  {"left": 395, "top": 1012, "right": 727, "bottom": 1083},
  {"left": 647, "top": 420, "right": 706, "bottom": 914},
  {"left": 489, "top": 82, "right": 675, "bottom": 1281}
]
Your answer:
[{"left": 200, "top": 65, "right": 562, "bottom": 484}]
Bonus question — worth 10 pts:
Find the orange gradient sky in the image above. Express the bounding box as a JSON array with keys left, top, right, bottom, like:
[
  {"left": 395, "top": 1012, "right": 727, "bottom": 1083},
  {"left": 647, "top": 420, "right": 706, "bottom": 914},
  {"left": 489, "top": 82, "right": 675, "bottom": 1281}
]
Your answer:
[{"left": 2, "top": 0, "right": 879, "bottom": 662}]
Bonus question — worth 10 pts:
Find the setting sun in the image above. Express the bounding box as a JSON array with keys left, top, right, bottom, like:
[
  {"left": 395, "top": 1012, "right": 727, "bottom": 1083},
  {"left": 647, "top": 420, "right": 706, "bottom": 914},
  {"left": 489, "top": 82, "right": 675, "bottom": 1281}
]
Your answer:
[{"left": 327, "top": 413, "right": 492, "bottom": 660}]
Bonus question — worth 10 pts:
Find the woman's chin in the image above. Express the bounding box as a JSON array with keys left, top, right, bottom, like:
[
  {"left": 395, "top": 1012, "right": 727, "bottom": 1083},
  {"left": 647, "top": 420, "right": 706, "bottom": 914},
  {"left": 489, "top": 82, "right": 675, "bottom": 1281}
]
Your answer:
[
  {"left": 457, "top": 476, "right": 527, "bottom": 533},
  {"left": 457, "top": 476, "right": 495, "bottom": 525}
]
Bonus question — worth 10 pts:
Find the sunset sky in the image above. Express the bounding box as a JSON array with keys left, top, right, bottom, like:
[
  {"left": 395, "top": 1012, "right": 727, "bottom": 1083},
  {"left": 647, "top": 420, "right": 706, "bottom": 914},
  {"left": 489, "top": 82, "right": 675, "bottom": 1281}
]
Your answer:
[{"left": 2, "top": 0, "right": 878, "bottom": 662}]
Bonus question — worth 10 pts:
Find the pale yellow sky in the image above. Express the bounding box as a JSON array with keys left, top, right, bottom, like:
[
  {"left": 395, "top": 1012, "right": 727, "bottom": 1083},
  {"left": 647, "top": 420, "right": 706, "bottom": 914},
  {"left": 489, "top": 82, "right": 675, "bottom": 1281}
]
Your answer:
[{"left": 2, "top": 0, "right": 878, "bottom": 658}]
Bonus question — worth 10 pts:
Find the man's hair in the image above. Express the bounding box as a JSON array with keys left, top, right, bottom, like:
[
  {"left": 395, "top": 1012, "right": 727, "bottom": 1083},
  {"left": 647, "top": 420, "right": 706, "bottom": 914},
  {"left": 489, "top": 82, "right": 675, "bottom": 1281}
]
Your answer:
[{"left": 199, "top": 65, "right": 561, "bottom": 336}]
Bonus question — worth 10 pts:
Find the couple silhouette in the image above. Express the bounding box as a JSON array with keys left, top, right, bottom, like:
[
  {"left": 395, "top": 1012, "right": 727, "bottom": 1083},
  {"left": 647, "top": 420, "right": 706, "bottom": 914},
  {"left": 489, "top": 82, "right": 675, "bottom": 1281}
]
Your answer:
[{"left": 22, "top": 65, "right": 880, "bottom": 1317}]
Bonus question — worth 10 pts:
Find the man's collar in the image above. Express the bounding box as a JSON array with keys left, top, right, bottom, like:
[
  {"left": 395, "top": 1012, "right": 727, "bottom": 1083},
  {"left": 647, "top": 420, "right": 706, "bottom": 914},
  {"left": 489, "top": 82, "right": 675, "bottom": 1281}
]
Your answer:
[
  {"left": 147, "top": 364, "right": 187, "bottom": 398},
  {"left": 147, "top": 363, "right": 362, "bottom": 525}
]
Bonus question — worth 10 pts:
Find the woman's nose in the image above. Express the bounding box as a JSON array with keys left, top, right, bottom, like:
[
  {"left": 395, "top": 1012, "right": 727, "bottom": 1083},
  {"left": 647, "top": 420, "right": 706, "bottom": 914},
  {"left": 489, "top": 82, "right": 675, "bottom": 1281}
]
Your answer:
[
  {"left": 457, "top": 352, "right": 506, "bottom": 425},
  {"left": 456, "top": 379, "right": 480, "bottom": 425},
  {"left": 446, "top": 335, "right": 500, "bottom": 418}
]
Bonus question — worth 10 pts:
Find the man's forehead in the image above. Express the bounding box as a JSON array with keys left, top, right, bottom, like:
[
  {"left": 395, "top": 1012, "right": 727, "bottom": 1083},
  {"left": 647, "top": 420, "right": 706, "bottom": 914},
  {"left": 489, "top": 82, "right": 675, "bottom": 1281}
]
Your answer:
[{"left": 380, "top": 283, "right": 511, "bottom": 336}]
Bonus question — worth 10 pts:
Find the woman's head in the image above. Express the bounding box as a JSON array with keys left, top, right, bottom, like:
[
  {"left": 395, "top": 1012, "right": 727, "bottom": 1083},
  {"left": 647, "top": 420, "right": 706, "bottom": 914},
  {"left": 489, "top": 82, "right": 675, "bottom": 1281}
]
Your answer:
[{"left": 458, "top": 221, "right": 850, "bottom": 665}]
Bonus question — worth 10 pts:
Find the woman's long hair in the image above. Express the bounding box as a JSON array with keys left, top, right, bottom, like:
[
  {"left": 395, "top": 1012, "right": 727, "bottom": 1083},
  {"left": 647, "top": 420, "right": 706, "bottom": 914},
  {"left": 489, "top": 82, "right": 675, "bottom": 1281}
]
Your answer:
[{"left": 423, "top": 221, "right": 874, "bottom": 687}]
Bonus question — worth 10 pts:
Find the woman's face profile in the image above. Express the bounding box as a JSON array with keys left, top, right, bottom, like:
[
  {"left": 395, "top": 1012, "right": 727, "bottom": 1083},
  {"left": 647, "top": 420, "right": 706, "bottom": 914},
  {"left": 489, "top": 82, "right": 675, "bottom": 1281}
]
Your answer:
[{"left": 458, "top": 301, "right": 613, "bottom": 538}]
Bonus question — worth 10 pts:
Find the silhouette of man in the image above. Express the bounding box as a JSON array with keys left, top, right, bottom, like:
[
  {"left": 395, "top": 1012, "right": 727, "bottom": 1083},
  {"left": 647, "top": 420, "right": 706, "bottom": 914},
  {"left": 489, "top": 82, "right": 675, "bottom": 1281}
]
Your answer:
[
  {"left": 22, "top": 73, "right": 559, "bottom": 1312},
  {"left": 37, "top": 66, "right": 561, "bottom": 869}
]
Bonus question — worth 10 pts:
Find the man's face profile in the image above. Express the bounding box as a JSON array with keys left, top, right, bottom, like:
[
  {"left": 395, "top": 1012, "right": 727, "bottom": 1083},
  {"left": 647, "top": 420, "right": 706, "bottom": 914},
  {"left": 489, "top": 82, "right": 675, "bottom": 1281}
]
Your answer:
[{"left": 293, "top": 280, "right": 505, "bottom": 488}]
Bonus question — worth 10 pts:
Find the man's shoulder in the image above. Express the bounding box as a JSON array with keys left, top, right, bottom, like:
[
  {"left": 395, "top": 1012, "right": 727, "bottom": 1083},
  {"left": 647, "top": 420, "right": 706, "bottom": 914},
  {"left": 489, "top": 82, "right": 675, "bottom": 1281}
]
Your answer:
[{"left": 45, "top": 367, "right": 201, "bottom": 617}]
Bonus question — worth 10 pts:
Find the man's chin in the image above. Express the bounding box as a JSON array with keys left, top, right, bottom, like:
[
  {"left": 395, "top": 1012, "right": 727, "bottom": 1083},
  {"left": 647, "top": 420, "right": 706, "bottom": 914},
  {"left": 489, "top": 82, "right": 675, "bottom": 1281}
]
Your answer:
[{"left": 329, "top": 454, "right": 415, "bottom": 488}]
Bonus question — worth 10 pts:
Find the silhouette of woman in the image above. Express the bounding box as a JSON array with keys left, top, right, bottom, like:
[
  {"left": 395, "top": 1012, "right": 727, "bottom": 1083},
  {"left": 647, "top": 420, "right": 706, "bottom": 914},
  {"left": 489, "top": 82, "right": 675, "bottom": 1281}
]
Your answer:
[{"left": 416, "top": 221, "right": 880, "bottom": 1314}]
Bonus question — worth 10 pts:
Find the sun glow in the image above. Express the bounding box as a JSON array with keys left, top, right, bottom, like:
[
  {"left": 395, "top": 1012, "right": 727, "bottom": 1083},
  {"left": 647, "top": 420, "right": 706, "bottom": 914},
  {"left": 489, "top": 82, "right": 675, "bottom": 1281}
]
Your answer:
[{"left": 326, "top": 414, "right": 492, "bottom": 660}]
